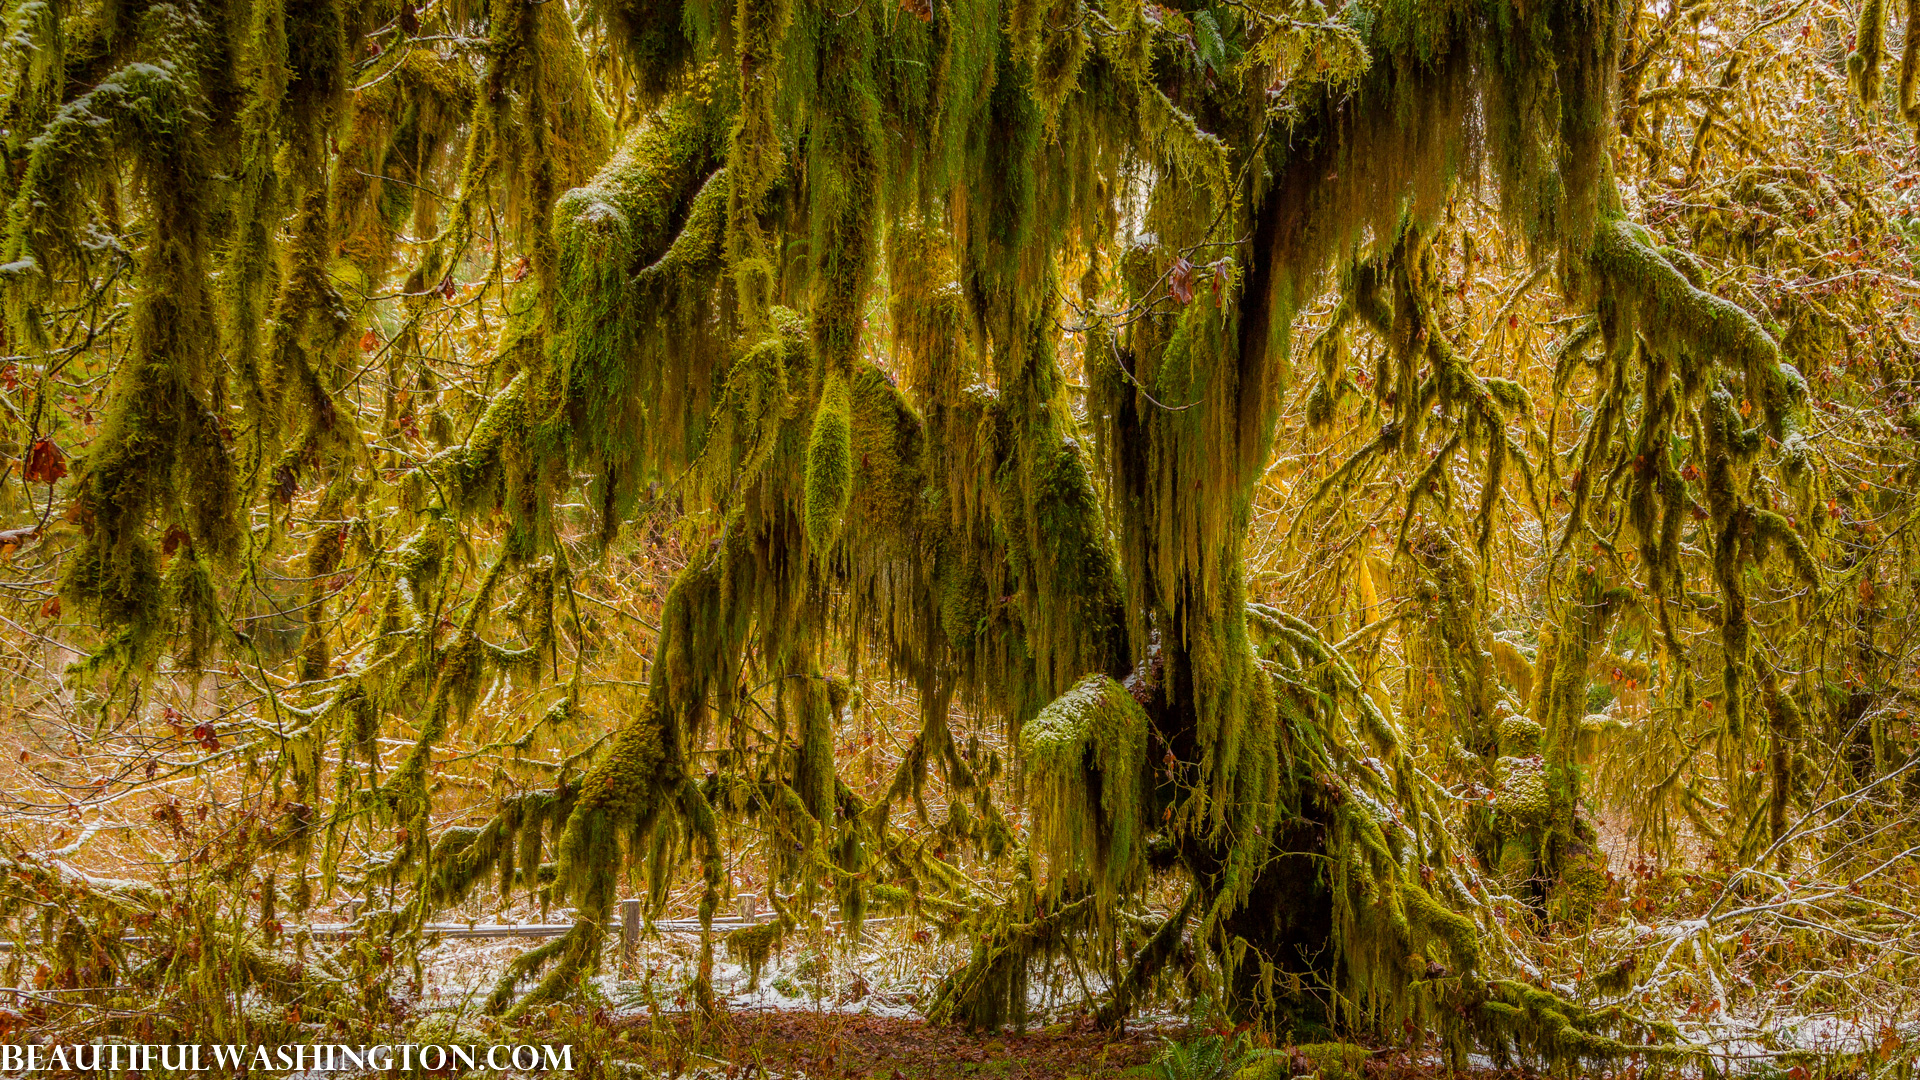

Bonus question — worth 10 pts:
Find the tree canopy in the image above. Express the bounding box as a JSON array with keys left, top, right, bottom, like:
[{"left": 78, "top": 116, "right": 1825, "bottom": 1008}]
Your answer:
[{"left": 1, "top": 0, "right": 1918, "bottom": 1068}]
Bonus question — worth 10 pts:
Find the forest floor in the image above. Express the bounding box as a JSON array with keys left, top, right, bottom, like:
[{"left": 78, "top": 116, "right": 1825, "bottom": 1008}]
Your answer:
[
  {"left": 619, "top": 1012, "right": 1166, "bottom": 1079},
  {"left": 605, "top": 1011, "right": 1530, "bottom": 1080}
]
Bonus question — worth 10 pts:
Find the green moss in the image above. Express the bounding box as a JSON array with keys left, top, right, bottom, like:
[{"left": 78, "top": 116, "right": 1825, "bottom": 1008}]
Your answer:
[
  {"left": 1902, "top": 0, "right": 1920, "bottom": 126},
  {"left": 550, "top": 67, "right": 729, "bottom": 523},
  {"left": 1020, "top": 674, "right": 1149, "bottom": 913},
  {"left": 1850, "top": 0, "right": 1886, "bottom": 110},
  {"left": 1295, "top": 1043, "right": 1368, "bottom": 1080},
  {"left": 723, "top": 918, "right": 789, "bottom": 991},
  {"left": 1548, "top": 851, "right": 1609, "bottom": 928},
  {"left": 1497, "top": 715, "right": 1544, "bottom": 756},
  {"left": 1590, "top": 218, "right": 1793, "bottom": 438},
  {"left": 11, "top": 56, "right": 238, "bottom": 678},
  {"left": 803, "top": 371, "right": 854, "bottom": 553},
  {"left": 1492, "top": 756, "right": 1549, "bottom": 828}
]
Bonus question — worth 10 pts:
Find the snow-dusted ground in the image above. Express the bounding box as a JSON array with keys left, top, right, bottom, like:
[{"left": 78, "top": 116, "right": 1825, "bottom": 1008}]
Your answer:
[
  {"left": 321, "top": 896, "right": 1916, "bottom": 1078},
  {"left": 403, "top": 909, "right": 1140, "bottom": 1026}
]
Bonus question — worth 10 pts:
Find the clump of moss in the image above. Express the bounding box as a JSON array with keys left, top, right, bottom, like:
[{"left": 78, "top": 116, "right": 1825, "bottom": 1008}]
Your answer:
[
  {"left": 724, "top": 917, "right": 790, "bottom": 991},
  {"left": 1497, "top": 715, "right": 1544, "bottom": 756},
  {"left": 1021, "top": 674, "right": 1149, "bottom": 914},
  {"left": 1234, "top": 1042, "right": 1370, "bottom": 1080},
  {"left": 1492, "top": 756, "right": 1550, "bottom": 830},
  {"left": 1849, "top": 0, "right": 1886, "bottom": 110},
  {"left": 803, "top": 371, "right": 854, "bottom": 553}
]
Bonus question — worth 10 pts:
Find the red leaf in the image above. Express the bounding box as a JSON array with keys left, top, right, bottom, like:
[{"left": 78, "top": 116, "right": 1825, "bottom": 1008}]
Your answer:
[
  {"left": 22, "top": 438, "right": 67, "bottom": 484},
  {"left": 271, "top": 463, "right": 299, "bottom": 504},
  {"left": 360, "top": 328, "right": 380, "bottom": 353},
  {"left": 507, "top": 256, "right": 531, "bottom": 283},
  {"left": 439, "top": 273, "right": 458, "bottom": 301},
  {"left": 1168, "top": 257, "right": 1195, "bottom": 304}
]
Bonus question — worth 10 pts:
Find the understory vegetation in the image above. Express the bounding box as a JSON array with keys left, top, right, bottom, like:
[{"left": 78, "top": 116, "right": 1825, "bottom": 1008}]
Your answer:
[{"left": 0, "top": 0, "right": 1917, "bottom": 1072}]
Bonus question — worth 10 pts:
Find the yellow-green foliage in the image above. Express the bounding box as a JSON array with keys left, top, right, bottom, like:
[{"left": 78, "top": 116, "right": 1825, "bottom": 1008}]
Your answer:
[{"left": 5, "top": 0, "right": 1870, "bottom": 1060}]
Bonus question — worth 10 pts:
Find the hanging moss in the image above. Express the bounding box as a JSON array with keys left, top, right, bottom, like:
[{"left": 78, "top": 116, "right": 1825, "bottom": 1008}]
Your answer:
[
  {"left": 724, "top": 915, "right": 791, "bottom": 991},
  {"left": 1901, "top": 0, "right": 1920, "bottom": 130},
  {"left": 331, "top": 49, "right": 475, "bottom": 284},
  {"left": 8, "top": 54, "right": 238, "bottom": 678},
  {"left": 1021, "top": 674, "right": 1149, "bottom": 914},
  {"left": 298, "top": 483, "right": 350, "bottom": 682},
  {"left": 549, "top": 68, "right": 731, "bottom": 522},
  {"left": 1850, "top": 0, "right": 1887, "bottom": 110},
  {"left": 803, "top": 372, "right": 853, "bottom": 553}
]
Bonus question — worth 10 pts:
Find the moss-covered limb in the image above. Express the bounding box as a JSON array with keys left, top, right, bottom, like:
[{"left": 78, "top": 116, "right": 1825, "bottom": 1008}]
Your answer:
[
  {"left": 1472, "top": 979, "right": 1687, "bottom": 1070},
  {"left": 0, "top": 0, "right": 64, "bottom": 216},
  {"left": 1589, "top": 217, "right": 1799, "bottom": 440},
  {"left": 1093, "top": 888, "right": 1195, "bottom": 1028},
  {"left": 1284, "top": 422, "right": 1398, "bottom": 545},
  {"left": 678, "top": 773, "right": 727, "bottom": 1014},
  {"left": 1850, "top": 0, "right": 1887, "bottom": 110},
  {"left": 12, "top": 53, "right": 241, "bottom": 677},
  {"left": 803, "top": 371, "right": 854, "bottom": 552},
  {"left": 381, "top": 549, "right": 512, "bottom": 868},
  {"left": 330, "top": 48, "right": 475, "bottom": 285},
  {"left": 1397, "top": 528, "right": 1505, "bottom": 860},
  {"left": 1391, "top": 433, "right": 1464, "bottom": 557},
  {"left": 441, "top": 0, "right": 610, "bottom": 290},
  {"left": 799, "top": 10, "right": 881, "bottom": 553},
  {"left": 926, "top": 880, "right": 1096, "bottom": 1033},
  {"left": 423, "top": 372, "right": 543, "bottom": 556},
  {"left": 724, "top": 0, "right": 791, "bottom": 323},
  {"left": 1254, "top": 606, "right": 1403, "bottom": 760},
  {"left": 873, "top": 673, "right": 972, "bottom": 829},
  {"left": 227, "top": 0, "right": 351, "bottom": 436},
  {"left": 0, "top": 851, "right": 394, "bottom": 1033},
  {"left": 5, "top": 59, "right": 196, "bottom": 311},
  {"left": 370, "top": 783, "right": 580, "bottom": 921},
  {"left": 1021, "top": 674, "right": 1150, "bottom": 917},
  {"left": 550, "top": 68, "right": 732, "bottom": 520},
  {"left": 1550, "top": 307, "right": 1631, "bottom": 564},
  {"left": 723, "top": 914, "right": 791, "bottom": 992},
  {"left": 257, "top": 183, "right": 353, "bottom": 474},
  {"left": 586, "top": 0, "right": 700, "bottom": 102},
  {"left": 297, "top": 482, "right": 350, "bottom": 682},
  {"left": 1697, "top": 385, "right": 1762, "bottom": 813},
  {"left": 1522, "top": 568, "right": 1630, "bottom": 897},
  {"left": 541, "top": 539, "right": 751, "bottom": 993},
  {"left": 1902, "top": 0, "right": 1920, "bottom": 127},
  {"left": 485, "top": 919, "right": 602, "bottom": 1016},
  {"left": 1761, "top": 668, "right": 1806, "bottom": 866}
]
